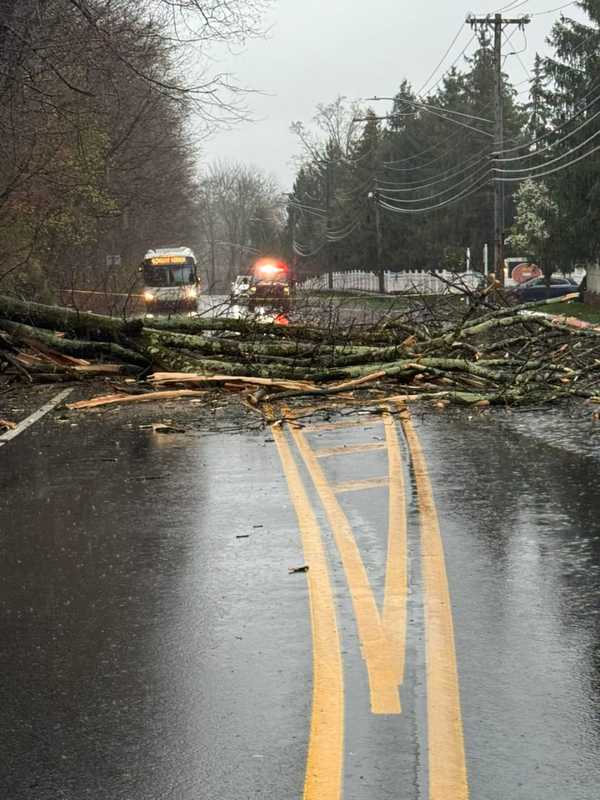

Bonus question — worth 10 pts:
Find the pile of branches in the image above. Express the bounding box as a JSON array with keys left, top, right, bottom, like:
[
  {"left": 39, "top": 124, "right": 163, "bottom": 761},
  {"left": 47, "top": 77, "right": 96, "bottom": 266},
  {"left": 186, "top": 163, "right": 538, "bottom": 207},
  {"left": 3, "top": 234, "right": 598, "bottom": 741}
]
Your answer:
[{"left": 1, "top": 291, "right": 599, "bottom": 411}]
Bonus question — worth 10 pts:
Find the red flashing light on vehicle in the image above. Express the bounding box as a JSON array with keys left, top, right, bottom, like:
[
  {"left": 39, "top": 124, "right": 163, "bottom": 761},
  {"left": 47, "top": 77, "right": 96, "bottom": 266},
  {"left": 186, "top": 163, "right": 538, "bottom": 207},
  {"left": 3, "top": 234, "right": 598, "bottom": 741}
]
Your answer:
[{"left": 252, "top": 258, "right": 289, "bottom": 280}]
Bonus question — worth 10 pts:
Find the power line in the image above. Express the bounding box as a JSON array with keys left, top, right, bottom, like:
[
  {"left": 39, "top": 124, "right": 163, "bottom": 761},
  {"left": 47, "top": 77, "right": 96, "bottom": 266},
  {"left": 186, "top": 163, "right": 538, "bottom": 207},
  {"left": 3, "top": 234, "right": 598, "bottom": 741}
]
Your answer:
[
  {"left": 403, "top": 98, "right": 495, "bottom": 137},
  {"left": 375, "top": 150, "right": 491, "bottom": 192},
  {"left": 496, "top": 100, "right": 600, "bottom": 163},
  {"left": 499, "top": 82, "right": 600, "bottom": 155},
  {"left": 530, "top": 2, "right": 576, "bottom": 17},
  {"left": 377, "top": 170, "right": 492, "bottom": 215},
  {"left": 377, "top": 160, "right": 492, "bottom": 204},
  {"left": 495, "top": 123, "right": 600, "bottom": 174},
  {"left": 416, "top": 23, "right": 470, "bottom": 96},
  {"left": 495, "top": 140, "right": 600, "bottom": 181},
  {"left": 420, "top": 33, "right": 478, "bottom": 98}
]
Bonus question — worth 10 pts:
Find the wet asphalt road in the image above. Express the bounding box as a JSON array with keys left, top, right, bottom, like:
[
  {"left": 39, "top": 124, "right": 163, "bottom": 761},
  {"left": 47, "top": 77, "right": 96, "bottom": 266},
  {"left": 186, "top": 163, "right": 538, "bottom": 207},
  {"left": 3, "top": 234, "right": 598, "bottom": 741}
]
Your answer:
[{"left": 1, "top": 399, "right": 600, "bottom": 799}]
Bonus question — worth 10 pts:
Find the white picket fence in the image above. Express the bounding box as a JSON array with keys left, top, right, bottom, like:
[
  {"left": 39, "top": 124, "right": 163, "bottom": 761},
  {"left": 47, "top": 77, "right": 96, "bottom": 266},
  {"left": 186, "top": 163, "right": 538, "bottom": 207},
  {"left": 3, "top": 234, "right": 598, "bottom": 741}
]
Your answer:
[
  {"left": 299, "top": 267, "right": 587, "bottom": 295},
  {"left": 299, "top": 269, "right": 484, "bottom": 295}
]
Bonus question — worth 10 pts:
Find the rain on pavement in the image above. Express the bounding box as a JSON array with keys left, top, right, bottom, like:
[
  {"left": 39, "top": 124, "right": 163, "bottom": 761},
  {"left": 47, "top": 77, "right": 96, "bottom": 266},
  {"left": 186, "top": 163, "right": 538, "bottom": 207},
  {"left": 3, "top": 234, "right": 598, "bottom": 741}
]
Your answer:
[{"left": 1, "top": 392, "right": 600, "bottom": 799}]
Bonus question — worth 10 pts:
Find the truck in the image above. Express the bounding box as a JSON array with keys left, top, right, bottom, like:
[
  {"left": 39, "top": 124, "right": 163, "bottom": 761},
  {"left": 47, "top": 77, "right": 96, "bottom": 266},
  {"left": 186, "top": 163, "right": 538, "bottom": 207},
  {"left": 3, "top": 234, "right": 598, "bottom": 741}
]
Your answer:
[
  {"left": 247, "top": 258, "right": 291, "bottom": 312},
  {"left": 141, "top": 246, "right": 199, "bottom": 315}
]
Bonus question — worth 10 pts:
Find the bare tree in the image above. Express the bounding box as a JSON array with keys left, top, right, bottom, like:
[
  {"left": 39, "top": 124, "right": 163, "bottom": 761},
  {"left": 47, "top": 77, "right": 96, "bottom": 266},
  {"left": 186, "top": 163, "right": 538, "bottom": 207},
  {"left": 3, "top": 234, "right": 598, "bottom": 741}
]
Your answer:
[
  {"left": 0, "top": 0, "right": 271, "bottom": 298},
  {"left": 197, "top": 161, "right": 284, "bottom": 291}
]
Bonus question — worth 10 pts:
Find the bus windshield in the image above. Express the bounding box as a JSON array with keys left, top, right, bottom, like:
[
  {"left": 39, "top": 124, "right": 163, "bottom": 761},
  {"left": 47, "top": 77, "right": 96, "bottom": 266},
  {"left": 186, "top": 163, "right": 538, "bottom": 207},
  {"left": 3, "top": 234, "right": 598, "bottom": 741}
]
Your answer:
[{"left": 143, "top": 264, "right": 195, "bottom": 287}]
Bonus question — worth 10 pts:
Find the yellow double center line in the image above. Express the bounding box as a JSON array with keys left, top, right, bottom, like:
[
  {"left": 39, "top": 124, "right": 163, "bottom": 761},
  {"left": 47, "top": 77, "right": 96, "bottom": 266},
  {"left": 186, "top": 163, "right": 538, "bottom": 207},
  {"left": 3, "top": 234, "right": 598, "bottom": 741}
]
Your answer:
[
  {"left": 272, "top": 408, "right": 469, "bottom": 800},
  {"left": 289, "top": 421, "right": 402, "bottom": 715},
  {"left": 399, "top": 408, "right": 469, "bottom": 800}
]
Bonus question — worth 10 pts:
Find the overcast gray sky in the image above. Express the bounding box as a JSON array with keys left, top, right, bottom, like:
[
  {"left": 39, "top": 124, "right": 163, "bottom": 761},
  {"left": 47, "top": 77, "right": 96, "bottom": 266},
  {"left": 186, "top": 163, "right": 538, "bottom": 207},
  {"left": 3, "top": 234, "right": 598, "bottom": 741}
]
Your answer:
[{"left": 203, "top": 0, "right": 583, "bottom": 190}]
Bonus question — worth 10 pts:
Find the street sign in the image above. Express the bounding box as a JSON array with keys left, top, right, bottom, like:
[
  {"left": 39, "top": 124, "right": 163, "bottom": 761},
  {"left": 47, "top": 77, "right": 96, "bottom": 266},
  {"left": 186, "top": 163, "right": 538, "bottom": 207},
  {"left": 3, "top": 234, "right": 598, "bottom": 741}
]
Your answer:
[{"left": 512, "top": 262, "right": 542, "bottom": 284}]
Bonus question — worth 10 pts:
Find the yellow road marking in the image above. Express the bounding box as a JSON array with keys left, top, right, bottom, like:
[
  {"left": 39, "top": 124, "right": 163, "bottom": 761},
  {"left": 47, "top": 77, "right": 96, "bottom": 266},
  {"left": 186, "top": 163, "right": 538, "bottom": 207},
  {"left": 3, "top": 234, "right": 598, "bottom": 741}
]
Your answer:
[
  {"left": 333, "top": 477, "right": 389, "bottom": 493},
  {"left": 400, "top": 408, "right": 469, "bottom": 800},
  {"left": 316, "top": 442, "right": 387, "bottom": 458},
  {"left": 382, "top": 412, "right": 408, "bottom": 687},
  {"left": 302, "top": 417, "right": 383, "bottom": 433},
  {"left": 271, "top": 422, "right": 344, "bottom": 800},
  {"left": 289, "top": 422, "right": 401, "bottom": 715}
]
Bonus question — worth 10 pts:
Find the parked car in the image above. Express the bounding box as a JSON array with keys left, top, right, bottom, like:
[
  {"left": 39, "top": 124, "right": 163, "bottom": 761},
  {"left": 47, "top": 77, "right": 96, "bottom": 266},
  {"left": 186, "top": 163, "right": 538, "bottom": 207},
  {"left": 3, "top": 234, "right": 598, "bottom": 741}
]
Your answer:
[{"left": 511, "top": 276, "right": 579, "bottom": 302}]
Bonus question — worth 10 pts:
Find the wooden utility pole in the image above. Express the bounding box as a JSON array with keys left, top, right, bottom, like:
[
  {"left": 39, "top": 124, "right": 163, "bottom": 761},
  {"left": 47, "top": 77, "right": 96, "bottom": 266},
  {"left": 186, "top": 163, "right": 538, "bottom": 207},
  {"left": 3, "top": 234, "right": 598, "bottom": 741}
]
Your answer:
[
  {"left": 374, "top": 192, "right": 384, "bottom": 294},
  {"left": 325, "top": 160, "right": 334, "bottom": 290},
  {"left": 467, "top": 12, "right": 530, "bottom": 285},
  {"left": 288, "top": 198, "right": 298, "bottom": 283}
]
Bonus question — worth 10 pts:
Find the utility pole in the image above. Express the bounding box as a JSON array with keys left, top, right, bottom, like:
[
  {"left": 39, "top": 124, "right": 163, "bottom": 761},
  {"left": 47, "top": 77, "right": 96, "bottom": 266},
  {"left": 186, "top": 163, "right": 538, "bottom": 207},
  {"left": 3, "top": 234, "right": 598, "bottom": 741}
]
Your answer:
[
  {"left": 288, "top": 196, "right": 298, "bottom": 283},
  {"left": 467, "top": 12, "right": 530, "bottom": 285},
  {"left": 367, "top": 189, "right": 385, "bottom": 293},
  {"left": 325, "top": 160, "right": 334, "bottom": 290},
  {"left": 373, "top": 191, "right": 385, "bottom": 294}
]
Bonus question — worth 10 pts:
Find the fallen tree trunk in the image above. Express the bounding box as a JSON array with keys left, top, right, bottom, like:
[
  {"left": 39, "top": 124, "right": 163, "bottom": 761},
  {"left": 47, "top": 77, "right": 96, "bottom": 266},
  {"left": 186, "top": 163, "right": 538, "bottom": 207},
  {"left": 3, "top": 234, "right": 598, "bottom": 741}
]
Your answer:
[
  {"left": 0, "top": 294, "right": 142, "bottom": 340},
  {"left": 2, "top": 290, "right": 597, "bottom": 411},
  {"left": 0, "top": 318, "right": 149, "bottom": 367}
]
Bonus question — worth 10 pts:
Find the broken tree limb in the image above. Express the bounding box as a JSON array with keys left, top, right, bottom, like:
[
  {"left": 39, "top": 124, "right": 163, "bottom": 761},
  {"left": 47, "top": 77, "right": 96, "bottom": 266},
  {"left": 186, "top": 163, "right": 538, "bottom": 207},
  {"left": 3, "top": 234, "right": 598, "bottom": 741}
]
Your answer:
[
  {"left": 67, "top": 389, "right": 208, "bottom": 409},
  {"left": 149, "top": 373, "right": 318, "bottom": 391},
  {"left": 263, "top": 370, "right": 387, "bottom": 402}
]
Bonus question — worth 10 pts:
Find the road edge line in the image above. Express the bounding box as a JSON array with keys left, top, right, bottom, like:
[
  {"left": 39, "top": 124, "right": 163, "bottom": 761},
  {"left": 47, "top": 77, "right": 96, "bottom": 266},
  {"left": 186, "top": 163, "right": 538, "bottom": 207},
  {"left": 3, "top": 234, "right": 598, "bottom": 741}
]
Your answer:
[{"left": 0, "top": 388, "right": 73, "bottom": 448}]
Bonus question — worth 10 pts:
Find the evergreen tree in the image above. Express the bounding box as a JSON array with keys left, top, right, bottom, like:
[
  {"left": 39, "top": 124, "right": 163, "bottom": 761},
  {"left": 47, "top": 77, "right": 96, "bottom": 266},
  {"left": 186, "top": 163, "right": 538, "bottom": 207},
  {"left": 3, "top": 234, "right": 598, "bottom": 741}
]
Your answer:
[{"left": 544, "top": 2, "right": 600, "bottom": 266}]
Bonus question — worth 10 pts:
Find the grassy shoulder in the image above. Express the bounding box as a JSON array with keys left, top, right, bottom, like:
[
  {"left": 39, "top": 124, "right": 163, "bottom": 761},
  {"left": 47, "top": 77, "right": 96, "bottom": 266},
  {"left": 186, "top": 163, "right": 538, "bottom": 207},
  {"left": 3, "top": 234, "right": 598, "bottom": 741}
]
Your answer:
[
  {"left": 296, "top": 289, "right": 463, "bottom": 311},
  {"left": 296, "top": 289, "right": 406, "bottom": 309},
  {"left": 543, "top": 300, "right": 600, "bottom": 324}
]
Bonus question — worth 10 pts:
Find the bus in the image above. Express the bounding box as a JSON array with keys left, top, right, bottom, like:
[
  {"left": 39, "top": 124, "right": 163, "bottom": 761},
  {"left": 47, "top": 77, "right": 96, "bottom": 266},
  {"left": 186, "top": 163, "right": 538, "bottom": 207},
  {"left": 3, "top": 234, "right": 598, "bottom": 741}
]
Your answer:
[{"left": 141, "top": 246, "right": 199, "bottom": 315}]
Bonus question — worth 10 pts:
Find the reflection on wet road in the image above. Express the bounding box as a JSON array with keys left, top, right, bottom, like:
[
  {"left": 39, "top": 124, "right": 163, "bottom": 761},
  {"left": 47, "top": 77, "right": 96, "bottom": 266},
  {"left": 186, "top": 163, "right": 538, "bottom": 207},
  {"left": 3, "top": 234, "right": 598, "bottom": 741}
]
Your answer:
[{"left": 1, "top": 402, "right": 599, "bottom": 799}]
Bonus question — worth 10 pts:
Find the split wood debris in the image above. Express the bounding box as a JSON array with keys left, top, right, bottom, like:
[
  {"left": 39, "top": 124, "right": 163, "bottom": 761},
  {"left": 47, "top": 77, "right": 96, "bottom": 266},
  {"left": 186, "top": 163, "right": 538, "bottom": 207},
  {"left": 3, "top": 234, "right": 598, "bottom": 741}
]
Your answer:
[{"left": 1, "top": 290, "right": 600, "bottom": 414}]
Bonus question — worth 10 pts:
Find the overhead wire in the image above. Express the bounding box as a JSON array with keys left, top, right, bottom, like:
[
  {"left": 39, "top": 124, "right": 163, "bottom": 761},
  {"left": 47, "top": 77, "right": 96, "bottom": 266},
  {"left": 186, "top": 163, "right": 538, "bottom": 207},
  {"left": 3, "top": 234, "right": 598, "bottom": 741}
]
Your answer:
[
  {"left": 496, "top": 99, "right": 600, "bottom": 163},
  {"left": 377, "top": 160, "right": 493, "bottom": 204},
  {"left": 498, "top": 81, "right": 600, "bottom": 155},
  {"left": 375, "top": 151, "right": 492, "bottom": 193},
  {"left": 495, "top": 140, "right": 600, "bottom": 181},
  {"left": 495, "top": 122, "right": 600, "bottom": 173},
  {"left": 293, "top": 239, "right": 325, "bottom": 258},
  {"left": 377, "top": 170, "right": 493, "bottom": 214},
  {"left": 530, "top": 2, "right": 576, "bottom": 17},
  {"left": 401, "top": 97, "right": 495, "bottom": 137},
  {"left": 416, "top": 23, "right": 470, "bottom": 96},
  {"left": 294, "top": 2, "right": 587, "bottom": 224}
]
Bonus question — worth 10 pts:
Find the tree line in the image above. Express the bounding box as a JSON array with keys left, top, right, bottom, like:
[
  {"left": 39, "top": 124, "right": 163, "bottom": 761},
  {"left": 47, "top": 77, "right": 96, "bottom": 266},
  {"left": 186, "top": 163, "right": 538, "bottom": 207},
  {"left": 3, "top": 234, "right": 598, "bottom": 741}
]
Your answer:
[
  {"left": 4, "top": 3, "right": 600, "bottom": 299},
  {"left": 0, "top": 0, "right": 272, "bottom": 299},
  {"left": 287, "top": 2, "right": 600, "bottom": 279}
]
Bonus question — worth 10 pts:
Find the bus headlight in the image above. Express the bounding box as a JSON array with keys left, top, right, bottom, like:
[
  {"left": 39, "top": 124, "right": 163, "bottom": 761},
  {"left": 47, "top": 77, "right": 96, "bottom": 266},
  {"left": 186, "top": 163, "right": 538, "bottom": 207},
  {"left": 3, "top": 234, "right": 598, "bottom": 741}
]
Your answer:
[{"left": 144, "top": 291, "right": 155, "bottom": 302}]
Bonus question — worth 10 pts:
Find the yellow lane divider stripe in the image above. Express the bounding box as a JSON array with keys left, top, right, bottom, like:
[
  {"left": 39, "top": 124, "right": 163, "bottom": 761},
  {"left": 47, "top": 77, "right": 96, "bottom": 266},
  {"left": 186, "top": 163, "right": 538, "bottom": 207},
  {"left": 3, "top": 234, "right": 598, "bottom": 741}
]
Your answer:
[
  {"left": 316, "top": 443, "right": 387, "bottom": 458},
  {"left": 382, "top": 411, "right": 408, "bottom": 687},
  {"left": 289, "top": 422, "right": 401, "bottom": 715},
  {"left": 271, "top": 422, "right": 344, "bottom": 800},
  {"left": 399, "top": 408, "right": 469, "bottom": 800},
  {"left": 333, "top": 477, "right": 389, "bottom": 493}
]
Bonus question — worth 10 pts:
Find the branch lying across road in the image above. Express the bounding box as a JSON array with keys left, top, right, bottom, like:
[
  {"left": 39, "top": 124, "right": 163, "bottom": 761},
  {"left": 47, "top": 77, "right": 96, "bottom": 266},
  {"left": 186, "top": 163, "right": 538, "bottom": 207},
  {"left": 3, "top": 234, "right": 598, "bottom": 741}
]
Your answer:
[{"left": 1, "top": 290, "right": 599, "bottom": 413}]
